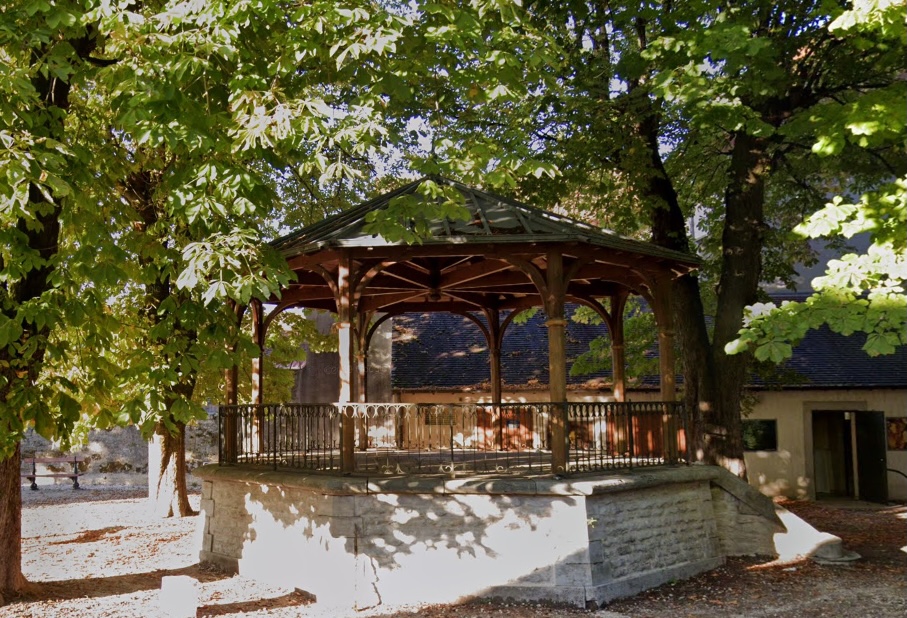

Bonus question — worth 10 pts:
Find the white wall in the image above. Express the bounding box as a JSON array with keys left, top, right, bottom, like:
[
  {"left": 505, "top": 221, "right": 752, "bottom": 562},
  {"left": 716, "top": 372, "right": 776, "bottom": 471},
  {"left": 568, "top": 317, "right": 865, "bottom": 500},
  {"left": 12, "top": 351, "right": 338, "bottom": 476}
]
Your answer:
[{"left": 743, "top": 389, "right": 907, "bottom": 501}]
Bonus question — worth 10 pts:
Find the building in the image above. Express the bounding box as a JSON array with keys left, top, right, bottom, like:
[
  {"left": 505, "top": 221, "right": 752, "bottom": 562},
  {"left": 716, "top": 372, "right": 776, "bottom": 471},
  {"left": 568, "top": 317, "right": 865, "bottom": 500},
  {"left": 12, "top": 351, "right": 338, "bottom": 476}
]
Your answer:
[{"left": 376, "top": 305, "right": 907, "bottom": 502}]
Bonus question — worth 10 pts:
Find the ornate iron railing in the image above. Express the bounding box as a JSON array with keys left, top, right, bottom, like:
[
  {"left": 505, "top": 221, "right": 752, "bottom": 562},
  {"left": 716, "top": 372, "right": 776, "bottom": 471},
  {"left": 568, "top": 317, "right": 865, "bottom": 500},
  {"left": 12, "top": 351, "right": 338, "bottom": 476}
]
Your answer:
[{"left": 218, "top": 401, "right": 688, "bottom": 475}]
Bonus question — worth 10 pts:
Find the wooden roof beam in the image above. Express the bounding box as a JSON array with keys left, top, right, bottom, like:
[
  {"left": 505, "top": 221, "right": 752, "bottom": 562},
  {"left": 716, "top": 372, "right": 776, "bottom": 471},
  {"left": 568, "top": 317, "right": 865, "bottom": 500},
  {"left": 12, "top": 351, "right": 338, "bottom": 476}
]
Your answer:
[
  {"left": 439, "top": 258, "right": 514, "bottom": 289},
  {"left": 380, "top": 262, "right": 433, "bottom": 288}
]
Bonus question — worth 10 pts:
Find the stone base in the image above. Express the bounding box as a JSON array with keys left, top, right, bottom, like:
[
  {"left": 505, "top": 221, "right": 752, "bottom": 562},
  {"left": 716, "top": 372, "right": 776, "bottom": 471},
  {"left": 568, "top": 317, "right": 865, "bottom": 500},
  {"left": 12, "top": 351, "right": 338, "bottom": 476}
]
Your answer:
[
  {"left": 587, "top": 556, "right": 726, "bottom": 605},
  {"left": 193, "top": 465, "right": 782, "bottom": 609}
]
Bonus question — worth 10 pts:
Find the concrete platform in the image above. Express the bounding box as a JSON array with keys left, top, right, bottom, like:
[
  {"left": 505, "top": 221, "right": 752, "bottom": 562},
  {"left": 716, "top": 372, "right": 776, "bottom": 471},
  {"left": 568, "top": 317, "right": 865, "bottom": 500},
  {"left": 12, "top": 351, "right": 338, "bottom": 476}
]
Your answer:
[{"left": 194, "top": 464, "right": 784, "bottom": 609}]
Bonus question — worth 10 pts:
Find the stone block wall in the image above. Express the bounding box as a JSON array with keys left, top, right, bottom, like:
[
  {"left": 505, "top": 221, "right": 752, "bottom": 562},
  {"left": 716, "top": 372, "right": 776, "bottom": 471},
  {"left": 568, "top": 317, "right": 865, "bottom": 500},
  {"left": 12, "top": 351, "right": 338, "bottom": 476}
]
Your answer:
[
  {"left": 22, "top": 418, "right": 219, "bottom": 485},
  {"left": 585, "top": 481, "right": 723, "bottom": 602},
  {"left": 195, "top": 465, "right": 782, "bottom": 609}
]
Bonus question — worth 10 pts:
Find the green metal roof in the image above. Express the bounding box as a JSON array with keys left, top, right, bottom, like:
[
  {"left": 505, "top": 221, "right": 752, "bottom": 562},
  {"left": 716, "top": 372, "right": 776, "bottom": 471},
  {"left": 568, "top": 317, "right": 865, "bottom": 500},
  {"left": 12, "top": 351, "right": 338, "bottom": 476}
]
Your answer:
[{"left": 271, "top": 177, "right": 700, "bottom": 267}]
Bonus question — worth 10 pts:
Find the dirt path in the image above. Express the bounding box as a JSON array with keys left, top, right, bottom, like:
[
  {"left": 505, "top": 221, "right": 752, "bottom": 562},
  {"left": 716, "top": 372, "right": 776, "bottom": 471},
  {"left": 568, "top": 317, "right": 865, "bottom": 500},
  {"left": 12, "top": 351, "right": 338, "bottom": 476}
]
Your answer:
[{"left": 3, "top": 485, "right": 905, "bottom": 617}]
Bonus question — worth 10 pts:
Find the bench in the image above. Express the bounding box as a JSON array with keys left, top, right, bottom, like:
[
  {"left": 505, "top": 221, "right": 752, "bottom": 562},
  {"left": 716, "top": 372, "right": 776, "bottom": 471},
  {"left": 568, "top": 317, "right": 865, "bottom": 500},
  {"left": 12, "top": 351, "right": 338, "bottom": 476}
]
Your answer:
[{"left": 22, "top": 455, "right": 84, "bottom": 490}]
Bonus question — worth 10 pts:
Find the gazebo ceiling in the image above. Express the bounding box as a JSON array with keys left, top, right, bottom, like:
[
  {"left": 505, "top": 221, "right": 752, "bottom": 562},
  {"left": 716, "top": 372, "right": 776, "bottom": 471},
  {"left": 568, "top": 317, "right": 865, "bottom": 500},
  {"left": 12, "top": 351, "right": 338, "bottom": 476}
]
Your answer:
[{"left": 269, "top": 177, "right": 699, "bottom": 315}]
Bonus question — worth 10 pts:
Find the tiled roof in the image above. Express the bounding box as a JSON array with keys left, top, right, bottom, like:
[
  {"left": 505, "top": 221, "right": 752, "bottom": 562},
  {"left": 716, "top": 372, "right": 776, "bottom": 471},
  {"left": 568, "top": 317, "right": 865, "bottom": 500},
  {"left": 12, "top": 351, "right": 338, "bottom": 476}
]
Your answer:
[
  {"left": 391, "top": 308, "right": 656, "bottom": 390},
  {"left": 751, "top": 326, "right": 907, "bottom": 389},
  {"left": 391, "top": 302, "right": 907, "bottom": 391}
]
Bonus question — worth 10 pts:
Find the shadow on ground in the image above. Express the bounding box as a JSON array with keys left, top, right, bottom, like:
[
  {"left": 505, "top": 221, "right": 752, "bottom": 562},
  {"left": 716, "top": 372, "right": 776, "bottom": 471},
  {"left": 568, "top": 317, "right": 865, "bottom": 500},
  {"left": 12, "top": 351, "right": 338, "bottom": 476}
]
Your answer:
[{"left": 18, "top": 564, "right": 226, "bottom": 603}]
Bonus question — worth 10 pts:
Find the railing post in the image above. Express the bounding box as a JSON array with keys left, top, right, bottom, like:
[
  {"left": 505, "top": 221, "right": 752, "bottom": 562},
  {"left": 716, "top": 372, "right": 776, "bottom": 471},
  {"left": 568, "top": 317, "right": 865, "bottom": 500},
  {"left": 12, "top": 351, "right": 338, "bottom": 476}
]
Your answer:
[
  {"left": 272, "top": 405, "right": 279, "bottom": 471},
  {"left": 218, "top": 406, "right": 224, "bottom": 465},
  {"left": 341, "top": 404, "right": 356, "bottom": 473},
  {"left": 680, "top": 402, "right": 690, "bottom": 464},
  {"left": 221, "top": 405, "right": 238, "bottom": 465},
  {"left": 626, "top": 402, "right": 635, "bottom": 467}
]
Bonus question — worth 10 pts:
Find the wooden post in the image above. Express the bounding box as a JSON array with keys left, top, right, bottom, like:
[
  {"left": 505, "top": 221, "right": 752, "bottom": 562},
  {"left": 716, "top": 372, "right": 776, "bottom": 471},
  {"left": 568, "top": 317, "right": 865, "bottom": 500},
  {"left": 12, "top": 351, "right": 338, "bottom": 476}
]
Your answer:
[
  {"left": 250, "top": 300, "right": 265, "bottom": 406},
  {"left": 610, "top": 292, "right": 628, "bottom": 403},
  {"left": 222, "top": 302, "right": 243, "bottom": 464},
  {"left": 223, "top": 362, "right": 239, "bottom": 464},
  {"left": 356, "top": 312, "right": 369, "bottom": 404},
  {"left": 356, "top": 343, "right": 368, "bottom": 451},
  {"left": 653, "top": 278, "right": 676, "bottom": 403},
  {"left": 488, "top": 308, "right": 503, "bottom": 449},
  {"left": 224, "top": 364, "right": 238, "bottom": 406},
  {"left": 546, "top": 250, "right": 568, "bottom": 474},
  {"left": 337, "top": 255, "right": 356, "bottom": 472},
  {"left": 653, "top": 276, "right": 678, "bottom": 459},
  {"left": 249, "top": 300, "right": 265, "bottom": 454}
]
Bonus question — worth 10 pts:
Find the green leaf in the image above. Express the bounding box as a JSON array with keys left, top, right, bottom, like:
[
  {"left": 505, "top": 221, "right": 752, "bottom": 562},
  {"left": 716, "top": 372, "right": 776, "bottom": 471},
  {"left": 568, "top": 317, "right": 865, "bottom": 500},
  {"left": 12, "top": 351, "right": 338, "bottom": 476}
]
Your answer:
[
  {"left": 0, "top": 316, "right": 23, "bottom": 349},
  {"left": 754, "top": 341, "right": 793, "bottom": 363}
]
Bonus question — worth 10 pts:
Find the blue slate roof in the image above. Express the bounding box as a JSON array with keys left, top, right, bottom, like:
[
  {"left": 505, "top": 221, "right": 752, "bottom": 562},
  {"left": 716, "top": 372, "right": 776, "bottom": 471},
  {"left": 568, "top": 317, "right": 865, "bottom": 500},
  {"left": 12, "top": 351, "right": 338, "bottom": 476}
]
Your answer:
[
  {"left": 391, "top": 302, "right": 907, "bottom": 391},
  {"left": 391, "top": 308, "right": 647, "bottom": 390}
]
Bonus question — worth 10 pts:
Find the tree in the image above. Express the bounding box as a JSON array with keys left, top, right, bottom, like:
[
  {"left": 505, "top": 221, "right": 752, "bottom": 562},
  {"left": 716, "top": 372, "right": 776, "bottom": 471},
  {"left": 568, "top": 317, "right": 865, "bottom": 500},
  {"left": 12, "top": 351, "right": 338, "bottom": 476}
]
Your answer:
[
  {"left": 455, "top": 0, "right": 905, "bottom": 474},
  {"left": 727, "top": 181, "right": 906, "bottom": 361},
  {"left": 569, "top": 299, "right": 660, "bottom": 382},
  {"left": 0, "top": 2, "right": 104, "bottom": 598},
  {"left": 0, "top": 0, "right": 549, "bottom": 602},
  {"left": 722, "top": 2, "right": 907, "bottom": 363}
]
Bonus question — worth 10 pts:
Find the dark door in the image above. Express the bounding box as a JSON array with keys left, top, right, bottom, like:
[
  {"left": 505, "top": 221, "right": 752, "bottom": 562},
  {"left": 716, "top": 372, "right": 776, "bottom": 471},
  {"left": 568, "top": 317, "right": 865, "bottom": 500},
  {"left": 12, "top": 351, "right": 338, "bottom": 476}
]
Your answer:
[
  {"left": 856, "top": 411, "right": 889, "bottom": 502},
  {"left": 813, "top": 411, "right": 854, "bottom": 497}
]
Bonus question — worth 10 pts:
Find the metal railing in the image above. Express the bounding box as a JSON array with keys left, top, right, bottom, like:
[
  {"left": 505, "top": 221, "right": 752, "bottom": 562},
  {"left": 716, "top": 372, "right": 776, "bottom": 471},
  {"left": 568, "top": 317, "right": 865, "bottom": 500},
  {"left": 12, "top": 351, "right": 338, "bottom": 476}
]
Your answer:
[{"left": 218, "top": 401, "right": 688, "bottom": 475}]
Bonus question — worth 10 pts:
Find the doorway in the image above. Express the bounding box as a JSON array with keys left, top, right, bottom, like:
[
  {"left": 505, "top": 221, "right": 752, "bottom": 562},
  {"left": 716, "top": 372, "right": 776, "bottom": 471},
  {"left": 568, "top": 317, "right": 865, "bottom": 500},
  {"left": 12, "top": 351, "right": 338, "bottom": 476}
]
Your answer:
[
  {"left": 812, "top": 410, "right": 889, "bottom": 502},
  {"left": 813, "top": 411, "right": 854, "bottom": 497}
]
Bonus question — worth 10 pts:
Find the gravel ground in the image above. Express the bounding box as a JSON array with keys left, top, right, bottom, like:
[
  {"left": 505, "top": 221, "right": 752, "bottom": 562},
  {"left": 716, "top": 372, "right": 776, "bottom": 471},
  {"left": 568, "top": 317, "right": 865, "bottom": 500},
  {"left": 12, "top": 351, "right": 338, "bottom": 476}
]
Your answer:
[{"left": 2, "top": 481, "right": 905, "bottom": 618}]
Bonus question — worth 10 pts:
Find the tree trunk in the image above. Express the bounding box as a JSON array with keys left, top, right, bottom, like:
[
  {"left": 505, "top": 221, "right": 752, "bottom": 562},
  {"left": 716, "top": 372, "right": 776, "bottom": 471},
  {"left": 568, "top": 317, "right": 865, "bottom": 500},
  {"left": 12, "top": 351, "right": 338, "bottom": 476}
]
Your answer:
[
  {"left": 634, "top": 104, "right": 719, "bottom": 465},
  {"left": 0, "top": 161, "right": 66, "bottom": 609},
  {"left": 702, "top": 131, "right": 771, "bottom": 476},
  {"left": 0, "top": 34, "right": 97, "bottom": 602},
  {"left": 148, "top": 419, "right": 196, "bottom": 518},
  {"left": 126, "top": 172, "right": 198, "bottom": 518},
  {"left": 0, "top": 446, "right": 29, "bottom": 605},
  {"left": 671, "top": 275, "right": 718, "bottom": 460}
]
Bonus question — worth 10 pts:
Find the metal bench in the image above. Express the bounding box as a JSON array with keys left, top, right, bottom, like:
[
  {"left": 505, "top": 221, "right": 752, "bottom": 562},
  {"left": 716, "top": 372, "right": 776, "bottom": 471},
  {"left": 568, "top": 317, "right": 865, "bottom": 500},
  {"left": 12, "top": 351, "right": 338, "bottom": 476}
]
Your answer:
[{"left": 22, "top": 455, "right": 84, "bottom": 490}]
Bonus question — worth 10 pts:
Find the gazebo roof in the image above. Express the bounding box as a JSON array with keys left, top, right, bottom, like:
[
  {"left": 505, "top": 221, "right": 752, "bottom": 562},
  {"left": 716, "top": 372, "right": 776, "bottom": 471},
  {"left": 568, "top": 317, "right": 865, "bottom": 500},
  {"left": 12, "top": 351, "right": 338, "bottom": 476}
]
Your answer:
[
  {"left": 273, "top": 176, "right": 696, "bottom": 264},
  {"left": 268, "top": 177, "right": 699, "bottom": 315}
]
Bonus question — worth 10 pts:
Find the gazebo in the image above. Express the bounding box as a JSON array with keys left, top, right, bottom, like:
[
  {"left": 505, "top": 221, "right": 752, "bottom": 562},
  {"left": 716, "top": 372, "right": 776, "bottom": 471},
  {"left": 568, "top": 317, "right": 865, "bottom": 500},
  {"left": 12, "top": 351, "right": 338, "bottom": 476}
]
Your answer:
[
  {"left": 223, "top": 177, "right": 699, "bottom": 474},
  {"left": 199, "top": 178, "right": 783, "bottom": 610}
]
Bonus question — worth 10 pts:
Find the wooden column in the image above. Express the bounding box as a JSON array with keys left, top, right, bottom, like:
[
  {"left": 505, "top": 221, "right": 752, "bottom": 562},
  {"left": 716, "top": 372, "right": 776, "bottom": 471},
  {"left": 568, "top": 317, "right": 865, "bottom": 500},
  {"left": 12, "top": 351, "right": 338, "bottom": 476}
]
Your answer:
[
  {"left": 545, "top": 250, "right": 568, "bottom": 474},
  {"left": 356, "top": 311, "right": 369, "bottom": 450},
  {"left": 653, "top": 276, "right": 678, "bottom": 460},
  {"left": 610, "top": 292, "right": 628, "bottom": 403},
  {"left": 653, "top": 278, "right": 676, "bottom": 403},
  {"left": 356, "top": 316, "right": 369, "bottom": 404},
  {"left": 224, "top": 364, "right": 239, "bottom": 406},
  {"left": 250, "top": 300, "right": 265, "bottom": 406},
  {"left": 488, "top": 309, "right": 503, "bottom": 407},
  {"left": 487, "top": 308, "right": 503, "bottom": 449},
  {"left": 337, "top": 255, "right": 357, "bottom": 472},
  {"left": 222, "top": 302, "right": 243, "bottom": 464},
  {"left": 246, "top": 300, "right": 266, "bottom": 454}
]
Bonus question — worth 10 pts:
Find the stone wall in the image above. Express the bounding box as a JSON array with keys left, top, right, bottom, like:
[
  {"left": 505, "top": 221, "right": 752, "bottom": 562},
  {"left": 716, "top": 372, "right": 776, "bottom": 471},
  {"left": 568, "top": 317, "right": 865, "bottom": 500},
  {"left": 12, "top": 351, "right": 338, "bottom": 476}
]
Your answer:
[
  {"left": 194, "top": 465, "right": 783, "bottom": 609},
  {"left": 22, "top": 418, "right": 219, "bottom": 486},
  {"left": 585, "top": 482, "right": 721, "bottom": 601}
]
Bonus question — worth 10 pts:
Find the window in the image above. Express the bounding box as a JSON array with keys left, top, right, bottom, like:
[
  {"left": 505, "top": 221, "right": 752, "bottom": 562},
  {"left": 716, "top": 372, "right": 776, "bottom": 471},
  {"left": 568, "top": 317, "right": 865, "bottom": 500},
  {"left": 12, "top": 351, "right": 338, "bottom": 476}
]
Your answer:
[{"left": 742, "top": 420, "right": 778, "bottom": 451}]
